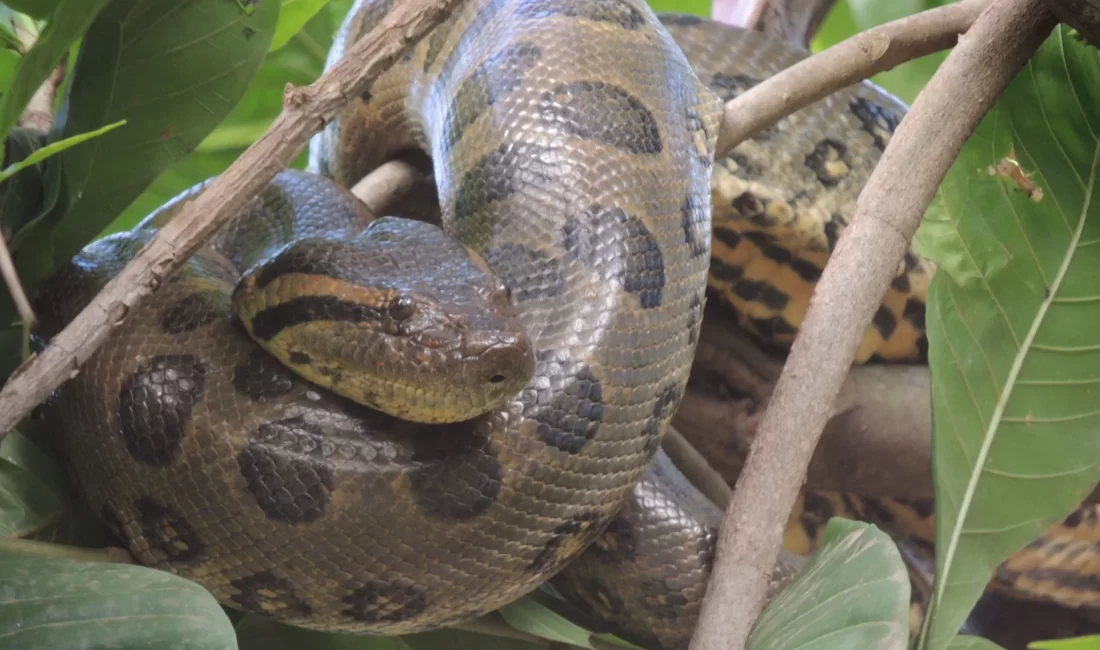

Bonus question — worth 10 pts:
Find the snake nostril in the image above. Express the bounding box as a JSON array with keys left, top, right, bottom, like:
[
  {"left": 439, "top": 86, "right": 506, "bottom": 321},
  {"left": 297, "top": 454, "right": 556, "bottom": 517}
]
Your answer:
[{"left": 489, "top": 374, "right": 507, "bottom": 384}]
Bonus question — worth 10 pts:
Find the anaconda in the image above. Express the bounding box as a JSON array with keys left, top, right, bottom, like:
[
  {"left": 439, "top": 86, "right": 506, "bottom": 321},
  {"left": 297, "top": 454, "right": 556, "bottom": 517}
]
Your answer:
[{"left": 29, "top": 2, "right": 1100, "bottom": 649}]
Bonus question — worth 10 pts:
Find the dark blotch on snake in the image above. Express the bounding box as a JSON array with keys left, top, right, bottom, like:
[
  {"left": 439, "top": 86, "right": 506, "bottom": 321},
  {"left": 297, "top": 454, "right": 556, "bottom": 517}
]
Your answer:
[
  {"left": 653, "top": 384, "right": 682, "bottom": 420},
  {"left": 441, "top": 42, "right": 542, "bottom": 154},
  {"left": 591, "top": 517, "right": 640, "bottom": 562},
  {"left": 873, "top": 307, "right": 898, "bottom": 341},
  {"left": 687, "top": 292, "right": 703, "bottom": 345},
  {"left": 526, "top": 351, "right": 605, "bottom": 454},
  {"left": 237, "top": 417, "right": 334, "bottom": 524},
  {"left": 713, "top": 226, "right": 742, "bottom": 250},
  {"left": 407, "top": 426, "right": 502, "bottom": 520},
  {"left": 516, "top": 0, "right": 645, "bottom": 28},
  {"left": 231, "top": 570, "right": 314, "bottom": 618},
  {"left": 805, "top": 138, "right": 851, "bottom": 187},
  {"left": 342, "top": 578, "right": 429, "bottom": 623},
  {"left": 848, "top": 96, "right": 900, "bottom": 151},
  {"left": 733, "top": 278, "right": 789, "bottom": 311},
  {"left": 539, "top": 81, "right": 662, "bottom": 155},
  {"left": 483, "top": 243, "right": 565, "bottom": 303},
  {"left": 528, "top": 511, "right": 607, "bottom": 572},
  {"left": 118, "top": 354, "right": 206, "bottom": 467},
  {"left": 791, "top": 257, "right": 822, "bottom": 283},
  {"left": 563, "top": 205, "right": 665, "bottom": 309},
  {"left": 159, "top": 291, "right": 226, "bottom": 334},
  {"left": 453, "top": 142, "right": 556, "bottom": 225},
  {"left": 748, "top": 315, "right": 796, "bottom": 340},
  {"left": 134, "top": 496, "right": 206, "bottom": 564},
  {"left": 233, "top": 349, "right": 298, "bottom": 400},
  {"left": 659, "top": 13, "right": 702, "bottom": 26},
  {"left": 903, "top": 297, "right": 926, "bottom": 329},
  {"left": 434, "top": 0, "right": 512, "bottom": 88},
  {"left": 680, "top": 195, "right": 709, "bottom": 258},
  {"left": 709, "top": 256, "right": 742, "bottom": 283}
]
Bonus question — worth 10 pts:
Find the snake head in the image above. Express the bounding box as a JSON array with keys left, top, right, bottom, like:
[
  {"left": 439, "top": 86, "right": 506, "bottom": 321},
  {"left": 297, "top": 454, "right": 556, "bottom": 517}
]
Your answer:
[{"left": 232, "top": 217, "right": 536, "bottom": 424}]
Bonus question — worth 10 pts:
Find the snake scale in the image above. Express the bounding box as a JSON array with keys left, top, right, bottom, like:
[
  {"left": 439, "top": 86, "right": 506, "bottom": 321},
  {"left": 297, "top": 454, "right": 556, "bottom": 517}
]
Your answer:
[{"left": 29, "top": 1, "right": 1100, "bottom": 649}]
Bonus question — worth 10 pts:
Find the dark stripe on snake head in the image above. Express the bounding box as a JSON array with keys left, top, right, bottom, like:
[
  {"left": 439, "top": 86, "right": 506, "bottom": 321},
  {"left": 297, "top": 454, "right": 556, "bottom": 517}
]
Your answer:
[
  {"left": 527, "top": 510, "right": 607, "bottom": 573},
  {"left": 119, "top": 355, "right": 206, "bottom": 467},
  {"left": 254, "top": 246, "right": 336, "bottom": 289},
  {"left": 134, "top": 496, "right": 206, "bottom": 564},
  {"left": 562, "top": 205, "right": 665, "bottom": 309},
  {"left": 440, "top": 42, "right": 542, "bottom": 154},
  {"left": 680, "top": 195, "right": 709, "bottom": 258},
  {"left": 248, "top": 296, "right": 385, "bottom": 341},
  {"left": 341, "top": 578, "right": 429, "bottom": 623},
  {"left": 524, "top": 350, "right": 604, "bottom": 454},
  {"left": 539, "top": 81, "right": 662, "bottom": 154},
  {"left": 233, "top": 349, "right": 298, "bottom": 400},
  {"left": 160, "top": 291, "right": 226, "bottom": 334},
  {"left": 483, "top": 243, "right": 565, "bottom": 303},
  {"left": 238, "top": 417, "right": 335, "bottom": 524},
  {"left": 407, "top": 427, "right": 502, "bottom": 520},
  {"left": 231, "top": 571, "right": 314, "bottom": 619},
  {"left": 514, "top": 0, "right": 645, "bottom": 29}
]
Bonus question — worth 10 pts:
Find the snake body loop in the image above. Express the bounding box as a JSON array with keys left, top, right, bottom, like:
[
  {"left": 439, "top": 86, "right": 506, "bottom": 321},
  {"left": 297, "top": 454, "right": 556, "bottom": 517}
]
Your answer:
[{"left": 33, "top": 3, "right": 1100, "bottom": 649}]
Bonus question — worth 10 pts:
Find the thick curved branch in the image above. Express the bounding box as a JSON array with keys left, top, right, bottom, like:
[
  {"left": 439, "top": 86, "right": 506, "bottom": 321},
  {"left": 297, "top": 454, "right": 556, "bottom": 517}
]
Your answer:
[
  {"left": 0, "top": 0, "right": 465, "bottom": 437},
  {"left": 716, "top": 0, "right": 988, "bottom": 157},
  {"left": 689, "top": 1, "right": 1057, "bottom": 649}
]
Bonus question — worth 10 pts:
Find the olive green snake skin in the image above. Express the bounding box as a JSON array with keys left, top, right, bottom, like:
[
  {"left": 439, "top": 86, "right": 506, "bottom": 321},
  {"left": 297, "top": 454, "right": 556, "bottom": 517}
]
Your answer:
[{"left": 30, "top": 2, "right": 1100, "bottom": 649}]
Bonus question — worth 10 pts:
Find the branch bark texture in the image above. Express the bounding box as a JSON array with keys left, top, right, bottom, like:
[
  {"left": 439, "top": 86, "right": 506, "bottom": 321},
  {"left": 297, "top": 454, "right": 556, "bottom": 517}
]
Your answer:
[
  {"left": 0, "top": 0, "right": 464, "bottom": 437},
  {"left": 715, "top": 0, "right": 988, "bottom": 157},
  {"left": 689, "top": 1, "right": 1057, "bottom": 649}
]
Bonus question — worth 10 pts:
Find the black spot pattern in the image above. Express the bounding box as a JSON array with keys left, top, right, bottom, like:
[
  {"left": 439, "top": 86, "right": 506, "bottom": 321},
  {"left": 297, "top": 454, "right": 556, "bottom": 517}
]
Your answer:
[
  {"left": 733, "top": 279, "right": 788, "bottom": 311},
  {"left": 517, "top": 0, "right": 645, "bottom": 28},
  {"left": 434, "top": 0, "right": 511, "bottom": 86},
  {"left": 916, "top": 334, "right": 929, "bottom": 359},
  {"left": 873, "top": 306, "right": 897, "bottom": 340},
  {"left": 791, "top": 257, "right": 822, "bottom": 283},
  {"left": 891, "top": 272, "right": 911, "bottom": 293},
  {"left": 441, "top": 42, "right": 542, "bottom": 153},
  {"left": 710, "top": 257, "right": 742, "bottom": 283},
  {"left": 713, "top": 227, "right": 742, "bottom": 249},
  {"left": 805, "top": 138, "right": 851, "bottom": 187},
  {"left": 528, "top": 511, "right": 606, "bottom": 572},
  {"left": 562, "top": 205, "right": 665, "bottom": 309},
  {"left": 1064, "top": 508, "right": 1085, "bottom": 528},
  {"left": 233, "top": 350, "right": 298, "bottom": 400},
  {"left": 799, "top": 492, "right": 836, "bottom": 544},
  {"left": 289, "top": 351, "right": 311, "bottom": 365},
  {"left": 525, "top": 350, "right": 605, "bottom": 454},
  {"left": 407, "top": 427, "right": 502, "bottom": 520},
  {"left": 237, "top": 418, "right": 334, "bottom": 524},
  {"left": 118, "top": 355, "right": 206, "bottom": 466},
  {"left": 539, "top": 81, "right": 662, "bottom": 154},
  {"left": 680, "top": 195, "right": 709, "bottom": 258},
  {"left": 748, "top": 315, "right": 796, "bottom": 340},
  {"left": 483, "top": 243, "right": 565, "bottom": 303},
  {"left": 653, "top": 384, "right": 681, "bottom": 420},
  {"left": 231, "top": 570, "right": 313, "bottom": 618},
  {"left": 824, "top": 218, "right": 841, "bottom": 250},
  {"left": 709, "top": 72, "right": 761, "bottom": 101},
  {"left": 849, "top": 96, "right": 899, "bottom": 151},
  {"left": 729, "top": 152, "right": 761, "bottom": 177},
  {"left": 454, "top": 142, "right": 556, "bottom": 224},
  {"left": 903, "top": 297, "right": 926, "bottom": 329},
  {"left": 134, "top": 496, "right": 206, "bottom": 564},
  {"left": 687, "top": 292, "right": 703, "bottom": 345},
  {"left": 342, "top": 578, "right": 429, "bottom": 623},
  {"left": 160, "top": 291, "right": 225, "bottom": 334}
]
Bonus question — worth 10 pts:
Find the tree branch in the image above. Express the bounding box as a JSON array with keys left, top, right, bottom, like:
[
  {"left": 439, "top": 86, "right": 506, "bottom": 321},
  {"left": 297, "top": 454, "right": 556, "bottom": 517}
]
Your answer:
[
  {"left": 689, "top": 1, "right": 1057, "bottom": 649},
  {"left": 0, "top": 0, "right": 465, "bottom": 437},
  {"left": 715, "top": 0, "right": 989, "bottom": 157}
]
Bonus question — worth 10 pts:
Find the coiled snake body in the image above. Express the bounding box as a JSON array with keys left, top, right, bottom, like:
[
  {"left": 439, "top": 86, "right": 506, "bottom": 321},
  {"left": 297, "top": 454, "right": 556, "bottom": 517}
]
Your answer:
[{"left": 32, "top": 2, "right": 1100, "bottom": 649}]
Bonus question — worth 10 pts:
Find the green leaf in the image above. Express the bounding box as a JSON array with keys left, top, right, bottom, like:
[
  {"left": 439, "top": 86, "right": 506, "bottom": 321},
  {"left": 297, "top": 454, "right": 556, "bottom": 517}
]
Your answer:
[
  {"left": 647, "top": 0, "right": 711, "bottom": 15},
  {"left": 747, "top": 519, "right": 910, "bottom": 650},
  {"left": 9, "top": 0, "right": 278, "bottom": 297},
  {"left": 499, "top": 596, "right": 602, "bottom": 648},
  {"left": 1031, "top": 636, "right": 1100, "bottom": 650},
  {"left": 0, "top": 118, "right": 124, "bottom": 182},
  {"left": 0, "top": 0, "right": 111, "bottom": 153},
  {"left": 0, "top": 428, "right": 66, "bottom": 537},
  {"left": 106, "top": 0, "right": 341, "bottom": 236},
  {"left": 949, "top": 637, "right": 1007, "bottom": 650},
  {"left": 915, "top": 27, "right": 1100, "bottom": 650},
  {"left": 271, "top": 0, "right": 332, "bottom": 52},
  {"left": 0, "top": 551, "right": 237, "bottom": 648}
]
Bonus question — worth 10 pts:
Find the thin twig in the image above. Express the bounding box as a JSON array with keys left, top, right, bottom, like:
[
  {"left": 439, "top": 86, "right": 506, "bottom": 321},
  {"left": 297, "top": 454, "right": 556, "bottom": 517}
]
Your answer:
[
  {"left": 662, "top": 427, "right": 733, "bottom": 509},
  {"left": 715, "top": 0, "right": 989, "bottom": 157},
  {"left": 0, "top": 0, "right": 465, "bottom": 437},
  {"left": 689, "top": 1, "right": 1057, "bottom": 649},
  {"left": 0, "top": 232, "right": 34, "bottom": 359}
]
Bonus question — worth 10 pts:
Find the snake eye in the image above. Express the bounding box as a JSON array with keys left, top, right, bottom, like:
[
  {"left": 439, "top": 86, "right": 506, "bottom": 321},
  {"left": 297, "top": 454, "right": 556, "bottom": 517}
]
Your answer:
[
  {"left": 500, "top": 284, "right": 513, "bottom": 302},
  {"left": 388, "top": 295, "right": 416, "bottom": 321}
]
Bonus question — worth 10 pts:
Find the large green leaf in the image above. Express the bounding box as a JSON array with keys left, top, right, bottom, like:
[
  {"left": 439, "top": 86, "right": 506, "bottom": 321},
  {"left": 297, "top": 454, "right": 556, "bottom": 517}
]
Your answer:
[
  {"left": 9, "top": 0, "right": 278, "bottom": 296},
  {"left": 0, "top": 428, "right": 66, "bottom": 537},
  {"left": 949, "top": 638, "right": 1006, "bottom": 650},
  {"left": 1, "top": 0, "right": 58, "bottom": 20},
  {"left": 1031, "top": 637, "right": 1100, "bottom": 650},
  {"left": 0, "top": 0, "right": 111, "bottom": 154},
  {"left": 747, "top": 519, "right": 910, "bottom": 650},
  {"left": 0, "top": 551, "right": 236, "bottom": 648},
  {"left": 915, "top": 27, "right": 1100, "bottom": 650},
  {"left": 271, "top": 0, "right": 333, "bottom": 52}
]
